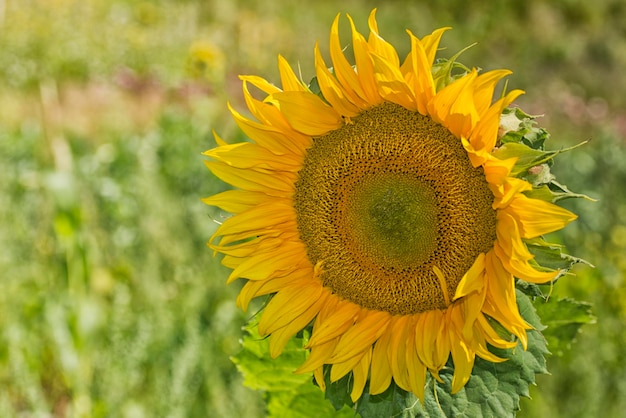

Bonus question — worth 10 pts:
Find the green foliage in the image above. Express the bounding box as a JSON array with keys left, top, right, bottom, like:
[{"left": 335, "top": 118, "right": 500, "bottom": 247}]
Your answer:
[
  {"left": 499, "top": 107, "right": 550, "bottom": 150},
  {"left": 525, "top": 237, "right": 593, "bottom": 273},
  {"left": 533, "top": 298, "right": 595, "bottom": 357},
  {"left": 232, "top": 319, "right": 354, "bottom": 417},
  {"left": 0, "top": 108, "right": 263, "bottom": 416},
  {"left": 497, "top": 108, "right": 595, "bottom": 209}
]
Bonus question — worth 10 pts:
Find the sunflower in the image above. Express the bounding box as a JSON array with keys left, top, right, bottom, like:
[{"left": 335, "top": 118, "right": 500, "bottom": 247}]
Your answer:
[{"left": 203, "top": 10, "right": 576, "bottom": 402}]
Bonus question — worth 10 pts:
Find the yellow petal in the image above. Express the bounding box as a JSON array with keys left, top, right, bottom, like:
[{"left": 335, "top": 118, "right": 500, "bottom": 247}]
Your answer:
[
  {"left": 330, "top": 352, "right": 365, "bottom": 382},
  {"left": 473, "top": 69, "right": 512, "bottom": 115},
  {"left": 350, "top": 347, "right": 372, "bottom": 402},
  {"left": 469, "top": 325, "right": 508, "bottom": 363},
  {"left": 227, "top": 240, "right": 304, "bottom": 283},
  {"left": 211, "top": 201, "right": 296, "bottom": 243},
  {"left": 461, "top": 133, "right": 492, "bottom": 168},
  {"left": 204, "top": 160, "right": 295, "bottom": 196},
  {"left": 269, "top": 91, "right": 342, "bottom": 136},
  {"left": 405, "top": 30, "right": 436, "bottom": 114},
  {"left": 237, "top": 273, "right": 298, "bottom": 311},
  {"left": 366, "top": 9, "right": 400, "bottom": 67},
  {"left": 240, "top": 78, "right": 275, "bottom": 126},
  {"left": 329, "top": 310, "right": 391, "bottom": 363},
  {"left": 453, "top": 253, "right": 486, "bottom": 300},
  {"left": 229, "top": 102, "right": 309, "bottom": 155},
  {"left": 212, "top": 129, "right": 228, "bottom": 146},
  {"left": 432, "top": 265, "right": 451, "bottom": 306},
  {"left": 484, "top": 251, "right": 532, "bottom": 347},
  {"left": 239, "top": 77, "right": 308, "bottom": 140},
  {"left": 432, "top": 311, "right": 451, "bottom": 372},
  {"left": 203, "top": 142, "right": 301, "bottom": 171},
  {"left": 389, "top": 316, "right": 410, "bottom": 390},
  {"left": 416, "top": 309, "right": 441, "bottom": 370},
  {"left": 495, "top": 213, "right": 532, "bottom": 262},
  {"left": 495, "top": 211, "right": 560, "bottom": 283},
  {"left": 214, "top": 227, "right": 288, "bottom": 247},
  {"left": 267, "top": 289, "right": 327, "bottom": 358},
  {"left": 495, "top": 241, "right": 559, "bottom": 284},
  {"left": 313, "top": 366, "right": 326, "bottom": 391},
  {"left": 476, "top": 312, "right": 518, "bottom": 349},
  {"left": 314, "top": 43, "right": 360, "bottom": 117},
  {"left": 506, "top": 194, "right": 578, "bottom": 238},
  {"left": 405, "top": 322, "right": 426, "bottom": 400},
  {"left": 246, "top": 88, "right": 295, "bottom": 132},
  {"left": 492, "top": 177, "right": 533, "bottom": 209},
  {"left": 278, "top": 55, "right": 307, "bottom": 92},
  {"left": 369, "top": 326, "right": 393, "bottom": 395},
  {"left": 482, "top": 154, "right": 517, "bottom": 187},
  {"left": 449, "top": 324, "right": 474, "bottom": 393},
  {"left": 469, "top": 88, "right": 524, "bottom": 152},
  {"left": 238, "top": 74, "right": 281, "bottom": 95},
  {"left": 212, "top": 230, "right": 297, "bottom": 258},
  {"left": 202, "top": 190, "right": 276, "bottom": 214},
  {"left": 459, "top": 289, "right": 487, "bottom": 341},
  {"left": 428, "top": 69, "right": 479, "bottom": 137},
  {"left": 347, "top": 14, "right": 383, "bottom": 105},
  {"left": 420, "top": 27, "right": 450, "bottom": 66},
  {"left": 370, "top": 52, "right": 416, "bottom": 110},
  {"left": 306, "top": 300, "right": 359, "bottom": 347},
  {"left": 296, "top": 336, "right": 339, "bottom": 373},
  {"left": 329, "top": 14, "right": 369, "bottom": 108},
  {"left": 259, "top": 280, "right": 322, "bottom": 335}
]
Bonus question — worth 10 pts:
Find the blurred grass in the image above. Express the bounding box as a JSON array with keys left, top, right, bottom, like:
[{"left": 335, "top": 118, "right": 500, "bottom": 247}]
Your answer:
[{"left": 0, "top": 0, "right": 625, "bottom": 416}]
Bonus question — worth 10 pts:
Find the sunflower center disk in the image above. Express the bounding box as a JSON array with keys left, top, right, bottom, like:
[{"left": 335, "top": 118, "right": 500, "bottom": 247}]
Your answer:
[
  {"left": 294, "top": 102, "right": 497, "bottom": 315},
  {"left": 348, "top": 174, "right": 438, "bottom": 268}
]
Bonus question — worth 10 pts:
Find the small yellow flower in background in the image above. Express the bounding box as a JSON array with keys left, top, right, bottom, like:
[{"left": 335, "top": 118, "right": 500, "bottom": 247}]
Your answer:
[
  {"left": 204, "top": 9, "right": 581, "bottom": 407},
  {"left": 187, "top": 40, "right": 224, "bottom": 83}
]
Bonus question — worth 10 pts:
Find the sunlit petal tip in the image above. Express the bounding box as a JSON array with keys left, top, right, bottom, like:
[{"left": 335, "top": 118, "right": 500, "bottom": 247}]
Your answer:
[
  {"left": 453, "top": 253, "right": 486, "bottom": 300},
  {"left": 278, "top": 54, "right": 307, "bottom": 92},
  {"left": 210, "top": 129, "right": 228, "bottom": 147},
  {"left": 349, "top": 348, "right": 372, "bottom": 402},
  {"left": 313, "top": 367, "right": 326, "bottom": 392},
  {"left": 367, "top": 8, "right": 379, "bottom": 32},
  {"left": 238, "top": 74, "right": 281, "bottom": 95},
  {"left": 449, "top": 337, "right": 474, "bottom": 394}
]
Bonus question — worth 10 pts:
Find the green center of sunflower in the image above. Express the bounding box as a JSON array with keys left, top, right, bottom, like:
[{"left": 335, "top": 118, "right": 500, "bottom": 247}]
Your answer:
[
  {"left": 294, "top": 102, "right": 497, "bottom": 315},
  {"left": 347, "top": 173, "right": 438, "bottom": 268}
]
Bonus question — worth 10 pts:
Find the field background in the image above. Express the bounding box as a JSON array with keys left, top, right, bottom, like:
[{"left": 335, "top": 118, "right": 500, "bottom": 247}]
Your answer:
[{"left": 1, "top": 0, "right": 625, "bottom": 417}]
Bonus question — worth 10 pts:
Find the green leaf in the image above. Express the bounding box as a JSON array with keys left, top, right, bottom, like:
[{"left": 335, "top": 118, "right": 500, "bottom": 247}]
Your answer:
[
  {"left": 495, "top": 136, "right": 588, "bottom": 179},
  {"left": 515, "top": 280, "right": 545, "bottom": 298},
  {"left": 525, "top": 237, "right": 594, "bottom": 272},
  {"left": 499, "top": 107, "right": 550, "bottom": 150},
  {"left": 524, "top": 180, "right": 597, "bottom": 203},
  {"left": 231, "top": 320, "right": 309, "bottom": 392},
  {"left": 532, "top": 297, "right": 595, "bottom": 357},
  {"left": 493, "top": 142, "right": 560, "bottom": 177},
  {"left": 431, "top": 44, "right": 474, "bottom": 91},
  {"left": 308, "top": 76, "right": 324, "bottom": 99},
  {"left": 356, "top": 383, "right": 426, "bottom": 418},
  {"left": 320, "top": 368, "right": 354, "bottom": 411},
  {"left": 267, "top": 380, "right": 354, "bottom": 418},
  {"left": 231, "top": 319, "right": 353, "bottom": 417},
  {"left": 522, "top": 164, "right": 555, "bottom": 187}
]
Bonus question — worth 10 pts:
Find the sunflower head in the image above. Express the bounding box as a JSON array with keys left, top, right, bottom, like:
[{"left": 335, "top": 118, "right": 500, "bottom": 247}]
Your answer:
[{"left": 204, "top": 9, "right": 578, "bottom": 404}]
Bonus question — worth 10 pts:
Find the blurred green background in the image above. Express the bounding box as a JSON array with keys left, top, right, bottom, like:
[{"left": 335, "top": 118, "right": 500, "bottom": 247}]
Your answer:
[{"left": 1, "top": 0, "right": 624, "bottom": 416}]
